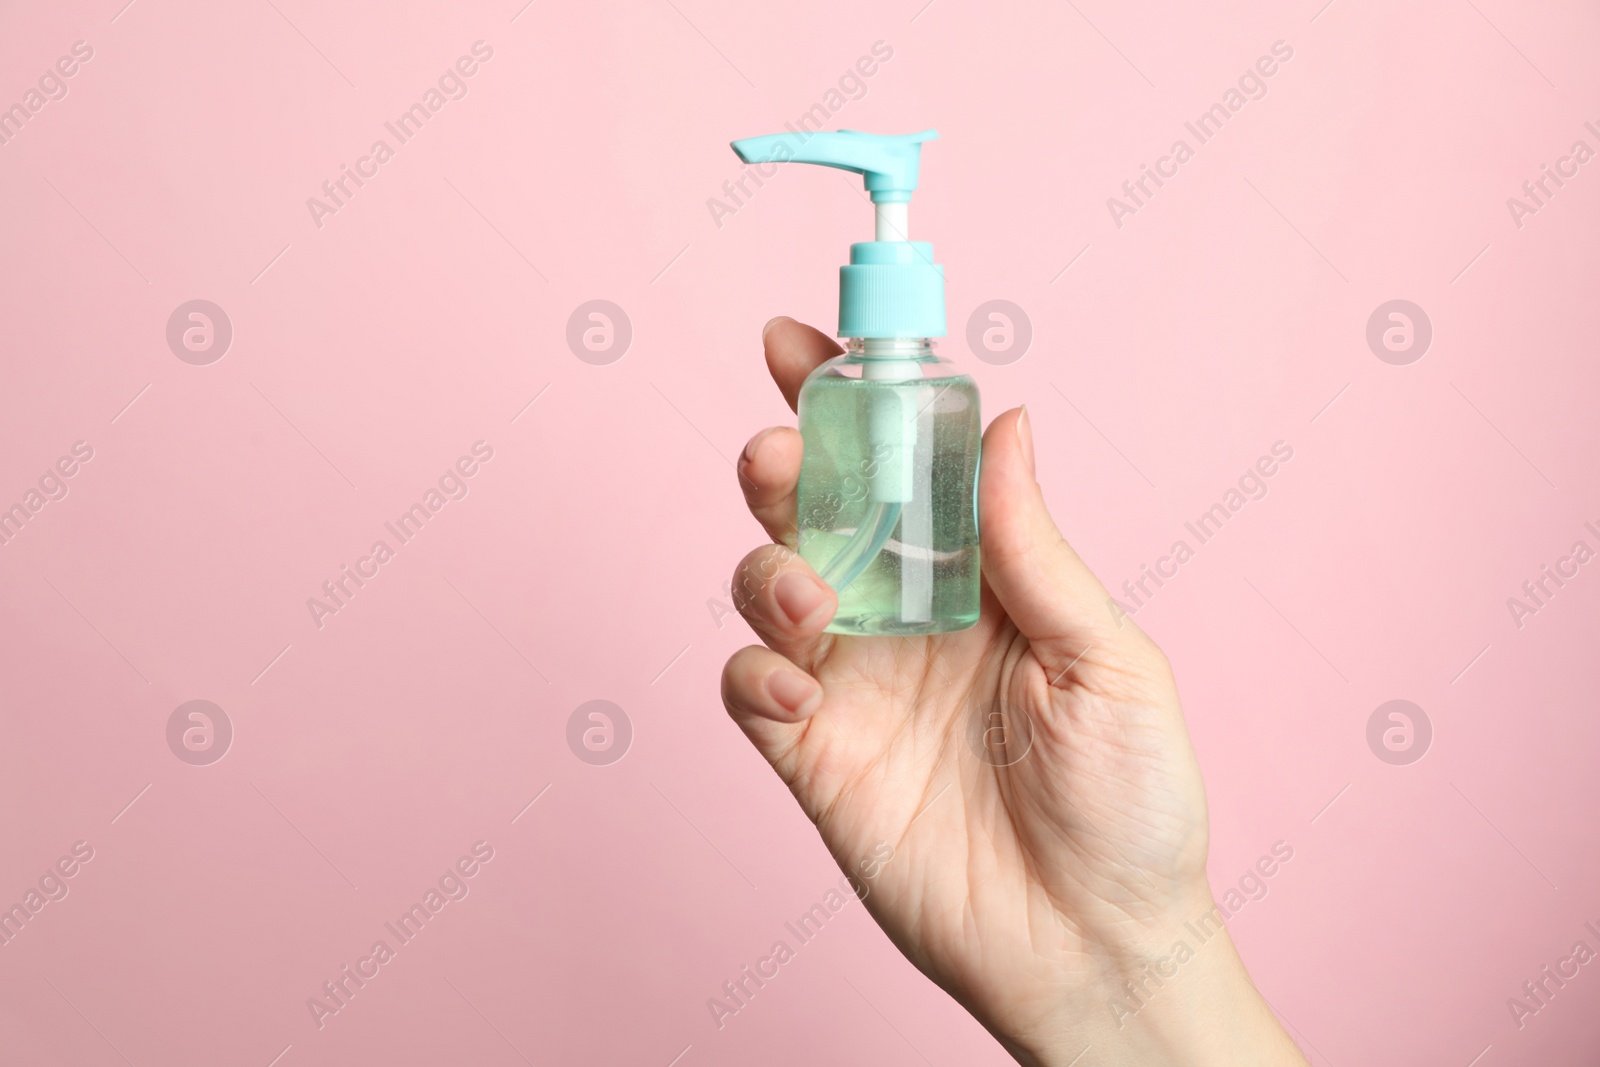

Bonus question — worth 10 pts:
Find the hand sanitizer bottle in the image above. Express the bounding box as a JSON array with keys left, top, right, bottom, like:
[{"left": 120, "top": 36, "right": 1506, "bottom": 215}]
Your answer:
[{"left": 729, "top": 129, "right": 980, "bottom": 635}]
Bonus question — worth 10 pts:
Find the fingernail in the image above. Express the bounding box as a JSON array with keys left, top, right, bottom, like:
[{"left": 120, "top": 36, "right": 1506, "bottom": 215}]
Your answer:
[
  {"left": 1016, "top": 405, "right": 1036, "bottom": 477},
  {"left": 763, "top": 316, "right": 793, "bottom": 342},
  {"left": 775, "top": 571, "right": 829, "bottom": 626},
  {"left": 767, "top": 669, "right": 822, "bottom": 715}
]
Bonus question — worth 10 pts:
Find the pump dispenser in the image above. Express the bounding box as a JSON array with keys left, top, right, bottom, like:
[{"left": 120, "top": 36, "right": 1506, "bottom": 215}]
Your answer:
[{"left": 730, "top": 129, "right": 980, "bottom": 635}]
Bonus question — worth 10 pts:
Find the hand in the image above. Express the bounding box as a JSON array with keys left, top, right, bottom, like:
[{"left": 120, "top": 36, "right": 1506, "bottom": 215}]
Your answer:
[{"left": 721, "top": 318, "right": 1308, "bottom": 1066}]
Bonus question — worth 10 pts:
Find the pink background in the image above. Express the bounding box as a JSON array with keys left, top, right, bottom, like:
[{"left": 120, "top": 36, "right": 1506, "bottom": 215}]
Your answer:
[{"left": 1, "top": 0, "right": 1597, "bottom": 1063}]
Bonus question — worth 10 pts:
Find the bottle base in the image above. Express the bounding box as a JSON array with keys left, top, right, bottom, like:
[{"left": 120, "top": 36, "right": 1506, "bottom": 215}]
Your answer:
[{"left": 825, "top": 612, "right": 980, "bottom": 636}]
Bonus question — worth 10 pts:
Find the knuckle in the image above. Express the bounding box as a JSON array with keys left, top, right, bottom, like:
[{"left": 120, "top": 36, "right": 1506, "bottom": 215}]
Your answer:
[
  {"left": 720, "top": 646, "right": 765, "bottom": 716},
  {"left": 719, "top": 650, "right": 746, "bottom": 709},
  {"left": 732, "top": 545, "right": 801, "bottom": 615}
]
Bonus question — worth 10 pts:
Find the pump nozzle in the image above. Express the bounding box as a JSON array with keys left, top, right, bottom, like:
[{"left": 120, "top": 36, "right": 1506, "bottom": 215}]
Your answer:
[
  {"left": 729, "top": 129, "right": 938, "bottom": 203},
  {"left": 732, "top": 129, "right": 938, "bottom": 243}
]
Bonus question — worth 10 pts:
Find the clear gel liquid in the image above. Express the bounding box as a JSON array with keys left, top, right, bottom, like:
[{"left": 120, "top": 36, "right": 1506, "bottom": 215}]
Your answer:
[{"left": 796, "top": 342, "right": 981, "bottom": 635}]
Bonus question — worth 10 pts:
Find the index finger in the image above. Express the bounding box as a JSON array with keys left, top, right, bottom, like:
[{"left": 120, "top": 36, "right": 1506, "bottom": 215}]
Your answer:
[{"left": 763, "top": 316, "right": 842, "bottom": 412}]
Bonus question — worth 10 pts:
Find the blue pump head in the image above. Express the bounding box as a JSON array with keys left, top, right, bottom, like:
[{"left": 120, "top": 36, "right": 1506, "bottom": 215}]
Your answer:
[
  {"left": 730, "top": 128, "right": 936, "bottom": 203},
  {"left": 729, "top": 129, "right": 945, "bottom": 340}
]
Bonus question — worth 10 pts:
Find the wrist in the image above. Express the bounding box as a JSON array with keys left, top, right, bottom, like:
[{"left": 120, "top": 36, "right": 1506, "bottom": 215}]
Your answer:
[{"left": 1006, "top": 889, "right": 1308, "bottom": 1067}]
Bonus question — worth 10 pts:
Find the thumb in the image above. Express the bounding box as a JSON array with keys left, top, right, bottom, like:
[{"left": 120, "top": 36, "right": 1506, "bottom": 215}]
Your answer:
[{"left": 978, "top": 407, "right": 1148, "bottom": 678}]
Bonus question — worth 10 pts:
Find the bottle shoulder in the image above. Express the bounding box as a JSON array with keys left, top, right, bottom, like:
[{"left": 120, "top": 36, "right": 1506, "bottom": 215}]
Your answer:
[{"left": 804, "top": 350, "right": 977, "bottom": 387}]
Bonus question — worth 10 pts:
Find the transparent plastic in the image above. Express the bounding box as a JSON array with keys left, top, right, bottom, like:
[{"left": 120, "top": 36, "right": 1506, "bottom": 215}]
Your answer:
[{"left": 796, "top": 339, "right": 981, "bottom": 635}]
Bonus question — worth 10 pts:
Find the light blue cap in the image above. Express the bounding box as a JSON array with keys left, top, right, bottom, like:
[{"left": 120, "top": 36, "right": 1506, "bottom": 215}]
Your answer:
[{"left": 730, "top": 129, "right": 945, "bottom": 340}]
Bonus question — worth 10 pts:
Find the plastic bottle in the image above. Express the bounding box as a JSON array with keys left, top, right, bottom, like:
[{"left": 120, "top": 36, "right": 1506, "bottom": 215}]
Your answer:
[{"left": 729, "top": 129, "right": 980, "bottom": 635}]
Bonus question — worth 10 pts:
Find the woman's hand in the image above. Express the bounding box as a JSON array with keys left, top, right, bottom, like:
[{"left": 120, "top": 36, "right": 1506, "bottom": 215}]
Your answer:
[{"left": 720, "top": 317, "right": 1307, "bottom": 1066}]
